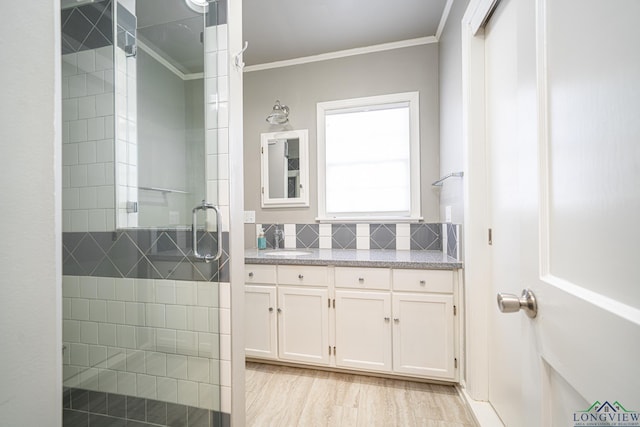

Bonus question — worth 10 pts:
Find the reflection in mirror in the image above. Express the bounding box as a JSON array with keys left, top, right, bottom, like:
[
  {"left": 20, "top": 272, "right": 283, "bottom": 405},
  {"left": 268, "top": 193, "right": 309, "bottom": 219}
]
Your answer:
[
  {"left": 115, "top": 0, "right": 208, "bottom": 228},
  {"left": 268, "top": 138, "right": 300, "bottom": 199},
  {"left": 261, "top": 130, "right": 309, "bottom": 208}
]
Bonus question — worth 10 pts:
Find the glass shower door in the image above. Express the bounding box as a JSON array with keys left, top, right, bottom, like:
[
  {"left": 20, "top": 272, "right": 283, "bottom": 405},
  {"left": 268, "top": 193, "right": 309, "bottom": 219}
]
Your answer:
[{"left": 61, "top": 1, "right": 229, "bottom": 425}]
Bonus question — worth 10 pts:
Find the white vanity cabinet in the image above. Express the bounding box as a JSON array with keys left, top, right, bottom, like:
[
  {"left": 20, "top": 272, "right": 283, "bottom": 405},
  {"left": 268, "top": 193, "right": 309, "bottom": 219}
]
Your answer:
[
  {"left": 244, "top": 264, "right": 330, "bottom": 366},
  {"left": 334, "top": 290, "right": 392, "bottom": 372},
  {"left": 245, "top": 285, "right": 277, "bottom": 359},
  {"left": 244, "top": 265, "right": 278, "bottom": 359},
  {"left": 277, "top": 286, "right": 330, "bottom": 365},
  {"left": 392, "top": 293, "right": 455, "bottom": 379},
  {"left": 391, "top": 269, "right": 456, "bottom": 380},
  {"left": 245, "top": 263, "right": 459, "bottom": 382},
  {"left": 334, "top": 267, "right": 393, "bottom": 372}
]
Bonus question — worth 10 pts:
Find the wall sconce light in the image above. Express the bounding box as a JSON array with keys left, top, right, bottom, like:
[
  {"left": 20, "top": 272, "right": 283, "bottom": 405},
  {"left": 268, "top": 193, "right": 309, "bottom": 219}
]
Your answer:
[{"left": 266, "top": 100, "right": 290, "bottom": 125}]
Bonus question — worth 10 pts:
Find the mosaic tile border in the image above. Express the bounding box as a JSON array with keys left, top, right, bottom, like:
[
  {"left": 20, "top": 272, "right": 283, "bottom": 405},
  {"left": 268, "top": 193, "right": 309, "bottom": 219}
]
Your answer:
[
  {"left": 256, "top": 223, "right": 455, "bottom": 255},
  {"left": 63, "top": 387, "right": 230, "bottom": 427},
  {"left": 63, "top": 230, "right": 229, "bottom": 282}
]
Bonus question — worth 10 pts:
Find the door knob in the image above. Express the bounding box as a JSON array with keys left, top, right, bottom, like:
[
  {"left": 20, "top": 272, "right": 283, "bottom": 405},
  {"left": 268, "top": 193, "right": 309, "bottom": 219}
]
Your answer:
[{"left": 497, "top": 289, "right": 537, "bottom": 318}]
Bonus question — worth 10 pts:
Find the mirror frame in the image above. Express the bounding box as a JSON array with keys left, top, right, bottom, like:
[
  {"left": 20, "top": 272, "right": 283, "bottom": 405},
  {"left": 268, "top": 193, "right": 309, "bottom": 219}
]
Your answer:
[{"left": 260, "top": 129, "right": 309, "bottom": 208}]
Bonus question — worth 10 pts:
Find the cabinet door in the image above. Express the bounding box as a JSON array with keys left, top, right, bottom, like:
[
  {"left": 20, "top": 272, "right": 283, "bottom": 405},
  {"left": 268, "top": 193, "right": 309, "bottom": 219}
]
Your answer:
[
  {"left": 277, "top": 287, "right": 330, "bottom": 365},
  {"left": 245, "top": 285, "right": 277, "bottom": 359},
  {"left": 392, "top": 293, "right": 455, "bottom": 380},
  {"left": 335, "top": 290, "right": 392, "bottom": 372}
]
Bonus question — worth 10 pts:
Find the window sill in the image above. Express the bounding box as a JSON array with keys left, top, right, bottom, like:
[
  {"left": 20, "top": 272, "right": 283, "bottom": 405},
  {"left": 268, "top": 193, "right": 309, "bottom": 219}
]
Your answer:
[{"left": 314, "top": 216, "right": 424, "bottom": 224}]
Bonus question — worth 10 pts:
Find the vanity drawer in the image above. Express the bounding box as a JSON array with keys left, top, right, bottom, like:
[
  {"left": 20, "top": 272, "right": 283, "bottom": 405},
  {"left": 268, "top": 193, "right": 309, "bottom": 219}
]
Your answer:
[
  {"left": 245, "top": 265, "right": 277, "bottom": 284},
  {"left": 335, "top": 267, "right": 391, "bottom": 290},
  {"left": 278, "top": 265, "right": 328, "bottom": 286},
  {"left": 392, "top": 269, "right": 453, "bottom": 293}
]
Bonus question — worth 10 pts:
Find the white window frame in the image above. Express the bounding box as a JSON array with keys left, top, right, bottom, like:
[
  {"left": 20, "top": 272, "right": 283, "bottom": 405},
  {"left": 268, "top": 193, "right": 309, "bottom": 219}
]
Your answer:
[{"left": 316, "top": 92, "right": 422, "bottom": 222}]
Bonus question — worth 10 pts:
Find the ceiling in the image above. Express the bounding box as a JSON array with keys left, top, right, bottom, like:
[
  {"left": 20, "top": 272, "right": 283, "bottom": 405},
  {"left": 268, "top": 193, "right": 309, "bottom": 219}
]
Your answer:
[
  {"left": 242, "top": 0, "right": 448, "bottom": 66},
  {"left": 133, "top": 0, "right": 449, "bottom": 73}
]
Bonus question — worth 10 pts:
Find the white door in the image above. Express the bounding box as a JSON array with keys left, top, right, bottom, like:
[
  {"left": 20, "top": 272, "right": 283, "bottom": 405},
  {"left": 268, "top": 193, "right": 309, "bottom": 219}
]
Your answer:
[
  {"left": 483, "top": 0, "right": 640, "bottom": 425},
  {"left": 277, "top": 286, "right": 330, "bottom": 365},
  {"left": 334, "top": 290, "right": 392, "bottom": 372},
  {"left": 392, "top": 293, "right": 455, "bottom": 380},
  {"left": 245, "top": 285, "right": 277, "bottom": 359}
]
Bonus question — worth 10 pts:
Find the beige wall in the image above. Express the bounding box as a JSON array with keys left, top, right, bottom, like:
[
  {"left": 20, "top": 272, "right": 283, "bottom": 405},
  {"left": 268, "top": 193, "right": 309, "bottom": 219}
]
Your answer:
[
  {"left": 243, "top": 43, "right": 440, "bottom": 246},
  {"left": 438, "top": 0, "right": 469, "bottom": 225}
]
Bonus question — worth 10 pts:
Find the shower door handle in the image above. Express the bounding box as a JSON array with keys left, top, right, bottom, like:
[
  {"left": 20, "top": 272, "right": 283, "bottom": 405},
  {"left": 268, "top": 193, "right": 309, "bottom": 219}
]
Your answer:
[{"left": 192, "top": 200, "right": 223, "bottom": 263}]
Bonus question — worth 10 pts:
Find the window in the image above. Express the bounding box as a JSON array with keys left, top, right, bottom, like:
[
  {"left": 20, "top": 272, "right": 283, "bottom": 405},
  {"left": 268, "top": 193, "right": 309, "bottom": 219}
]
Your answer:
[{"left": 317, "top": 92, "right": 421, "bottom": 221}]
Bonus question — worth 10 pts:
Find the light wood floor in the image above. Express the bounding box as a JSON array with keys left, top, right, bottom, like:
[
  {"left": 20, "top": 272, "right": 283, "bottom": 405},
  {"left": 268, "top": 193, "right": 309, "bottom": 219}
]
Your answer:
[{"left": 246, "top": 362, "right": 477, "bottom": 427}]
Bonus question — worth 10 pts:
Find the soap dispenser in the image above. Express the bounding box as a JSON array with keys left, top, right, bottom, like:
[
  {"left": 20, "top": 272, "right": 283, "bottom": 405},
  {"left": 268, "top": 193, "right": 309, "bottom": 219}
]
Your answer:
[{"left": 257, "top": 228, "right": 267, "bottom": 249}]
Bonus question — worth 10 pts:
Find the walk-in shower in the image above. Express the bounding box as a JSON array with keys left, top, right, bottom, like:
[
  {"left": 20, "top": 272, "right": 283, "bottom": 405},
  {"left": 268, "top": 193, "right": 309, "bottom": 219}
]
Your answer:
[{"left": 61, "top": 0, "right": 231, "bottom": 425}]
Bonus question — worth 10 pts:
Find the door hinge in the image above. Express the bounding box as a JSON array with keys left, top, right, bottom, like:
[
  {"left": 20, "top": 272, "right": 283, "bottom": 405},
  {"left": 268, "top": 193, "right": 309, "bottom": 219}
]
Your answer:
[
  {"left": 261, "top": 147, "right": 264, "bottom": 154},
  {"left": 329, "top": 346, "right": 332, "bottom": 355},
  {"left": 488, "top": 228, "right": 493, "bottom": 245},
  {"left": 261, "top": 187, "right": 264, "bottom": 194},
  {"left": 454, "top": 358, "right": 458, "bottom": 369},
  {"left": 453, "top": 305, "right": 457, "bottom": 316},
  {"left": 333, "top": 346, "right": 336, "bottom": 356},
  {"left": 333, "top": 299, "right": 335, "bottom": 308},
  {"left": 328, "top": 298, "right": 331, "bottom": 308}
]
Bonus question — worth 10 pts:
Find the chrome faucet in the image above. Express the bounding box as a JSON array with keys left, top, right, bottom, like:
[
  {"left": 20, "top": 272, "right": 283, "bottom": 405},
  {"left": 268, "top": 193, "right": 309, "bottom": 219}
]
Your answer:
[{"left": 273, "top": 226, "right": 284, "bottom": 249}]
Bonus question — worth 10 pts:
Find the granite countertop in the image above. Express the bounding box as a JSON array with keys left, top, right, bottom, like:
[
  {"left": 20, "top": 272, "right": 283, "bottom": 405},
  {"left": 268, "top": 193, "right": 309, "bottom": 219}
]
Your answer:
[{"left": 244, "top": 248, "right": 462, "bottom": 270}]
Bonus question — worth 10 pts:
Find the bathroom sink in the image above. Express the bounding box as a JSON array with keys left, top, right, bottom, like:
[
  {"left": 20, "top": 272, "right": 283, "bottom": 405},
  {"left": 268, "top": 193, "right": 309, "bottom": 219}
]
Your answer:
[{"left": 263, "top": 250, "right": 312, "bottom": 257}]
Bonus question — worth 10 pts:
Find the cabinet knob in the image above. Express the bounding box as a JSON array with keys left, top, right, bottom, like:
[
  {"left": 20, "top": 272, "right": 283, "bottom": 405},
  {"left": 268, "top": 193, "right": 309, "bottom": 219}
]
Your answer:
[
  {"left": 394, "top": 318, "right": 400, "bottom": 323},
  {"left": 358, "top": 277, "right": 365, "bottom": 282},
  {"left": 298, "top": 274, "right": 304, "bottom": 279},
  {"left": 277, "top": 308, "right": 282, "bottom": 313},
  {"left": 248, "top": 272, "right": 254, "bottom": 278},
  {"left": 268, "top": 307, "right": 273, "bottom": 312},
  {"left": 419, "top": 280, "right": 426, "bottom": 285},
  {"left": 384, "top": 317, "right": 390, "bottom": 322}
]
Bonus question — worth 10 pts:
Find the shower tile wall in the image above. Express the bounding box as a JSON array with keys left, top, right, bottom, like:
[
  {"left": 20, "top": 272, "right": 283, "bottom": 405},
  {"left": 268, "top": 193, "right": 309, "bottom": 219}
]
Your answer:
[
  {"left": 62, "top": 276, "right": 227, "bottom": 411},
  {"left": 62, "top": 0, "right": 113, "bottom": 54},
  {"left": 62, "top": 47, "right": 116, "bottom": 233},
  {"left": 204, "top": 21, "right": 232, "bottom": 417},
  {"left": 62, "top": 0, "right": 116, "bottom": 233},
  {"left": 61, "top": 1, "right": 232, "bottom": 425},
  {"left": 205, "top": 25, "right": 231, "bottom": 237}
]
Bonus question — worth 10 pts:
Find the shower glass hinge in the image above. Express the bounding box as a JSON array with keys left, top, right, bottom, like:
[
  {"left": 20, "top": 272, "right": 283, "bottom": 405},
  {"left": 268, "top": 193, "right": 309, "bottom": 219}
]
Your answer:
[
  {"left": 126, "top": 201, "right": 138, "bottom": 213},
  {"left": 125, "top": 43, "right": 137, "bottom": 57}
]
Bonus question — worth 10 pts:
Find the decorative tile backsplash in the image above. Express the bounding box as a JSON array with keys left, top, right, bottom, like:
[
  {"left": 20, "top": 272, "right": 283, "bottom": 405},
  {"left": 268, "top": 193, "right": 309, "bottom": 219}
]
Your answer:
[
  {"left": 256, "top": 222, "right": 460, "bottom": 259},
  {"left": 446, "top": 223, "right": 460, "bottom": 260}
]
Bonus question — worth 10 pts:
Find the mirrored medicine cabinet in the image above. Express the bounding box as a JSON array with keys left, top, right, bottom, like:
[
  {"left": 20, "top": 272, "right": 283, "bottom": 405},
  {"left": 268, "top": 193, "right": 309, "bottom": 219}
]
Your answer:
[{"left": 260, "top": 129, "right": 309, "bottom": 208}]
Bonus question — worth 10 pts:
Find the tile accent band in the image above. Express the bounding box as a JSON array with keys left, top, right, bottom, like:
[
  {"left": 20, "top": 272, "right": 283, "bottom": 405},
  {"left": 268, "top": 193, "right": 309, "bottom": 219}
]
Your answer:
[
  {"left": 63, "top": 230, "right": 230, "bottom": 282},
  {"left": 63, "top": 387, "right": 230, "bottom": 427}
]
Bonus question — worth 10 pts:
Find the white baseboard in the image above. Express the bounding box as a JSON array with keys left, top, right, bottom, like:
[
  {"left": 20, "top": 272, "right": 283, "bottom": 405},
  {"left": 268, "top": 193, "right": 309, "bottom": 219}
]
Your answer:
[{"left": 457, "top": 385, "right": 504, "bottom": 427}]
